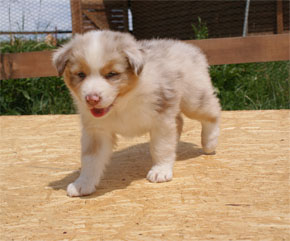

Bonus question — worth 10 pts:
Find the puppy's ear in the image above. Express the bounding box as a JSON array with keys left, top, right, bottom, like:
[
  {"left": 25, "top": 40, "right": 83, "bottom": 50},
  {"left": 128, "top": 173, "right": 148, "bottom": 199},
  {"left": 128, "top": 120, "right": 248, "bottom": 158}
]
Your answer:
[
  {"left": 52, "top": 41, "right": 73, "bottom": 76},
  {"left": 124, "top": 46, "right": 144, "bottom": 75},
  {"left": 119, "top": 33, "right": 143, "bottom": 75}
]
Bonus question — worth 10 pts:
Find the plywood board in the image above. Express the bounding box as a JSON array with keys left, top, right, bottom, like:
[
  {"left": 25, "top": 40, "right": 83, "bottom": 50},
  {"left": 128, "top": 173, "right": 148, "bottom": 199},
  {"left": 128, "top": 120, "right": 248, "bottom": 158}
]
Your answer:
[{"left": 0, "top": 110, "right": 289, "bottom": 240}]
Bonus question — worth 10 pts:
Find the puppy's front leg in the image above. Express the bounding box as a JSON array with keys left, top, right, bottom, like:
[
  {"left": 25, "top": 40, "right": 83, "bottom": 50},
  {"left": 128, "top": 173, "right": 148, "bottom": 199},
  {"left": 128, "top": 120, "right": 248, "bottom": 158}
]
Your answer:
[
  {"left": 67, "top": 129, "right": 113, "bottom": 197},
  {"left": 147, "top": 118, "right": 177, "bottom": 183}
]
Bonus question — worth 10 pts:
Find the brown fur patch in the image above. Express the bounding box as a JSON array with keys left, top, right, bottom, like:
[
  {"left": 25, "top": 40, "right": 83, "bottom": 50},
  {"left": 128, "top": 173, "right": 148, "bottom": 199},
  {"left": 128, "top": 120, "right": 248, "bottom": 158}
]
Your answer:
[
  {"left": 64, "top": 57, "right": 90, "bottom": 99},
  {"left": 101, "top": 60, "right": 138, "bottom": 97},
  {"left": 71, "top": 58, "right": 91, "bottom": 76},
  {"left": 117, "top": 70, "right": 138, "bottom": 97},
  {"left": 100, "top": 60, "right": 119, "bottom": 77}
]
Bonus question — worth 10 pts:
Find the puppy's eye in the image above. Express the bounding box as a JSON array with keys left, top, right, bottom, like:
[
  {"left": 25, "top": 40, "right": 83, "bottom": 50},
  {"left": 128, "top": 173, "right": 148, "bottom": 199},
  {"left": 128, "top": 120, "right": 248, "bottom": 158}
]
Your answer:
[
  {"left": 77, "top": 72, "right": 86, "bottom": 79},
  {"left": 105, "top": 72, "right": 119, "bottom": 79}
]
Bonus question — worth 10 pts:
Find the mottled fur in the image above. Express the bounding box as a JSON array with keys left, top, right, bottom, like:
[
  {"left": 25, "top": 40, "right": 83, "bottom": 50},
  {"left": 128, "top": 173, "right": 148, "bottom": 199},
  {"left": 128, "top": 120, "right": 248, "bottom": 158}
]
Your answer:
[{"left": 53, "top": 30, "right": 221, "bottom": 197}]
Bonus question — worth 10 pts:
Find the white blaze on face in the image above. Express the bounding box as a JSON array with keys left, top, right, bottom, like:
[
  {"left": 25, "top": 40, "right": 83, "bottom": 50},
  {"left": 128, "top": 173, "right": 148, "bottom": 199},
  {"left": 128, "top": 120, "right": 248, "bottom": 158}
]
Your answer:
[
  {"left": 82, "top": 31, "right": 104, "bottom": 67},
  {"left": 74, "top": 32, "right": 118, "bottom": 109}
]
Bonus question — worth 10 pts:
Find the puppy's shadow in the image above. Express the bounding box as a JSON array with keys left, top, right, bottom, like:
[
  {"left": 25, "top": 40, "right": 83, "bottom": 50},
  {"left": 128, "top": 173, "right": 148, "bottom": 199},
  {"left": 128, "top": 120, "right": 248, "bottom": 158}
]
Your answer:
[{"left": 48, "top": 141, "right": 203, "bottom": 198}]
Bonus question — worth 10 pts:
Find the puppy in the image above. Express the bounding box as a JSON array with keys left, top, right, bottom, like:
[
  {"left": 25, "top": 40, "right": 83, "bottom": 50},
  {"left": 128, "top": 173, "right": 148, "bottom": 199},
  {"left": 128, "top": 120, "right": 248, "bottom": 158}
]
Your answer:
[{"left": 53, "top": 30, "right": 221, "bottom": 197}]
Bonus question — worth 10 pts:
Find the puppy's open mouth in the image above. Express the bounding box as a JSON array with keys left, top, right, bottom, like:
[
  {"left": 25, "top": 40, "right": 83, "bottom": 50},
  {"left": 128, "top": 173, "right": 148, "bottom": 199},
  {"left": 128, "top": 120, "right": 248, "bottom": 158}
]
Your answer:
[{"left": 90, "top": 105, "right": 112, "bottom": 118}]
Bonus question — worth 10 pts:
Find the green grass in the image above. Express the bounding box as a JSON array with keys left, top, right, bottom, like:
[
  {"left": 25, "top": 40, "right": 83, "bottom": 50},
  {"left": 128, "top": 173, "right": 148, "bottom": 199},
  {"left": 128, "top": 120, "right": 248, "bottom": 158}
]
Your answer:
[
  {"left": 0, "top": 38, "right": 289, "bottom": 115},
  {"left": 1, "top": 76, "right": 75, "bottom": 115},
  {"left": 1, "top": 38, "right": 75, "bottom": 115},
  {"left": 211, "top": 61, "right": 290, "bottom": 110}
]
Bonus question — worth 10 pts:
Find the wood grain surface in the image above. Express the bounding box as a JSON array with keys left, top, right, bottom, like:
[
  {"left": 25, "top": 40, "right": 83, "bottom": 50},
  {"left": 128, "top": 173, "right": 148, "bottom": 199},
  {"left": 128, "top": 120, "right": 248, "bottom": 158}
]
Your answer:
[{"left": 0, "top": 110, "right": 289, "bottom": 240}]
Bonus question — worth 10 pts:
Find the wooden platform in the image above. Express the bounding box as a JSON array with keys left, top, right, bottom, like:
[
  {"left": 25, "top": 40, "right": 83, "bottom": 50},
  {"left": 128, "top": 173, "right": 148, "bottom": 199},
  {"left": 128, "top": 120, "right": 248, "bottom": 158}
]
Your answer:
[{"left": 0, "top": 110, "right": 289, "bottom": 240}]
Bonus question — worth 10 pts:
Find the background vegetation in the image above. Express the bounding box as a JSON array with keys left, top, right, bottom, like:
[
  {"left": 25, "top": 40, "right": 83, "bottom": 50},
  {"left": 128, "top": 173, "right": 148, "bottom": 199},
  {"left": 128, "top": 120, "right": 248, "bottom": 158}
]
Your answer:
[
  {"left": 1, "top": 38, "right": 75, "bottom": 115},
  {"left": 211, "top": 61, "right": 289, "bottom": 110},
  {"left": 0, "top": 30, "right": 289, "bottom": 115},
  {"left": 193, "top": 17, "right": 289, "bottom": 110}
]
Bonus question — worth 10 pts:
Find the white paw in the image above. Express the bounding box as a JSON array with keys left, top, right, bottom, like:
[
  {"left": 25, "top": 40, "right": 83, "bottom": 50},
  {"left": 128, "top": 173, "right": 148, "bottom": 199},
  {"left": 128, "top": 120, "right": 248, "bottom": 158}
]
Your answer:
[
  {"left": 202, "top": 138, "right": 218, "bottom": 154},
  {"left": 147, "top": 165, "right": 173, "bottom": 183},
  {"left": 67, "top": 179, "right": 96, "bottom": 197},
  {"left": 202, "top": 124, "right": 219, "bottom": 154}
]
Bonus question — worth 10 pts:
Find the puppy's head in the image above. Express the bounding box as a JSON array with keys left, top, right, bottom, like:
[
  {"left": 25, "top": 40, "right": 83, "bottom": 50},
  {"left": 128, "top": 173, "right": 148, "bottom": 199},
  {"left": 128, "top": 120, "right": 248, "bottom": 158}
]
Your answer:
[{"left": 52, "top": 30, "right": 143, "bottom": 118}]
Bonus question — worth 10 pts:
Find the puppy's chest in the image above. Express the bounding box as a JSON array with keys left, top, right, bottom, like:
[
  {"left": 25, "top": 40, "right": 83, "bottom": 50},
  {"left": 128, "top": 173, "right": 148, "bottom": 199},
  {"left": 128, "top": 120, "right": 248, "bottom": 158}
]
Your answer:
[{"left": 108, "top": 104, "right": 153, "bottom": 137}]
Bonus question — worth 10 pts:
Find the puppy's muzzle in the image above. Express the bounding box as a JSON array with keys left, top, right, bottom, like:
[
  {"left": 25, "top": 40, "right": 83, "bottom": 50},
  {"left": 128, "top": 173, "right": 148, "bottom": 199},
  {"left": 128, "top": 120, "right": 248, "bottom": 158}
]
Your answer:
[{"left": 86, "top": 94, "right": 101, "bottom": 107}]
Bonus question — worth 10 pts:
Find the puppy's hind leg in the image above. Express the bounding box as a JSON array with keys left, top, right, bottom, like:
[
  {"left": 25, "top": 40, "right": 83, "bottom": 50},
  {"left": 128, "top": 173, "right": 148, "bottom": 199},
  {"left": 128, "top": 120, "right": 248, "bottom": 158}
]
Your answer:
[
  {"left": 147, "top": 117, "right": 178, "bottom": 183},
  {"left": 201, "top": 117, "right": 220, "bottom": 154},
  {"left": 182, "top": 92, "right": 221, "bottom": 154}
]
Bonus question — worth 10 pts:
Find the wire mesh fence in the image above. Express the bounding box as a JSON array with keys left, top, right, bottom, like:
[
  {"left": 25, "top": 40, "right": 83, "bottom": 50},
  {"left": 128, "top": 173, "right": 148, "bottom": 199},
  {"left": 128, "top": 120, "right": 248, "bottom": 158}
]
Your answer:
[
  {"left": 1, "top": 0, "right": 289, "bottom": 42},
  {"left": 104, "top": 0, "right": 289, "bottom": 40},
  {"left": 0, "top": 0, "right": 72, "bottom": 42}
]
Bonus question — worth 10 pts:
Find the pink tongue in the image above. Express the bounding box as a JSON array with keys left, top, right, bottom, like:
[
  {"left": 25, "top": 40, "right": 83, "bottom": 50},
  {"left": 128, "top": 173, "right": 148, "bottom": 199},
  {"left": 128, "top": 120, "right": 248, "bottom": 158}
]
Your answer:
[{"left": 90, "top": 108, "right": 106, "bottom": 117}]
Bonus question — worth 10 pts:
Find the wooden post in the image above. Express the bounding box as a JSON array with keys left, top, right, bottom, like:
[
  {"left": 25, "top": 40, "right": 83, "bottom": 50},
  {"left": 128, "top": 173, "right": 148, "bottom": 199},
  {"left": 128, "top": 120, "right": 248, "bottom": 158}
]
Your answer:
[
  {"left": 276, "top": 0, "right": 284, "bottom": 34},
  {"left": 70, "top": 0, "right": 83, "bottom": 34}
]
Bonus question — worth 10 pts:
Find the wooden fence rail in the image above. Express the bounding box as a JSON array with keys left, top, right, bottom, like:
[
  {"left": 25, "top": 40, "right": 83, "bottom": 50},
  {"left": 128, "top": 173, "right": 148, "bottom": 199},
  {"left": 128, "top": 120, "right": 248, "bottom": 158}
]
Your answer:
[{"left": 0, "top": 34, "right": 289, "bottom": 80}]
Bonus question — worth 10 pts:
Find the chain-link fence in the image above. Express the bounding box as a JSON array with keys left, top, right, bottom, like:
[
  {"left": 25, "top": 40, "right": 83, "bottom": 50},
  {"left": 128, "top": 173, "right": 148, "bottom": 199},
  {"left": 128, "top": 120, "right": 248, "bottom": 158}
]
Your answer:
[
  {"left": 104, "top": 0, "right": 289, "bottom": 40},
  {"left": 1, "top": 0, "right": 289, "bottom": 42},
  {"left": 0, "top": 0, "right": 72, "bottom": 41}
]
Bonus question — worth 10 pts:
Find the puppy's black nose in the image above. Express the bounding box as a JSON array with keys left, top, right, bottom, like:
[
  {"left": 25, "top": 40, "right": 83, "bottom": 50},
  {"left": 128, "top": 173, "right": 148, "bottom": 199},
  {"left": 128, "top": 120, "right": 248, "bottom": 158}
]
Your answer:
[{"left": 86, "top": 94, "right": 101, "bottom": 106}]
